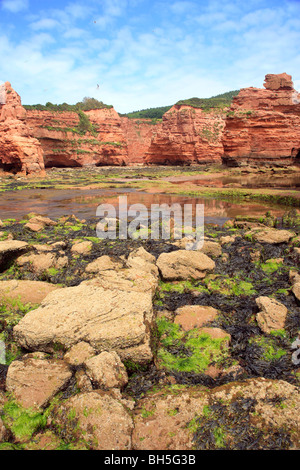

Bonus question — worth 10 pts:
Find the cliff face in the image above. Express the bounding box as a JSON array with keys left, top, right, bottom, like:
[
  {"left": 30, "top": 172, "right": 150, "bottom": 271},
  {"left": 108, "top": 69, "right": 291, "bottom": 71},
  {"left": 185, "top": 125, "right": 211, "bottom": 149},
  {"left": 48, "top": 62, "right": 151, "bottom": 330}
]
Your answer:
[
  {"left": 144, "top": 105, "right": 225, "bottom": 165},
  {"left": 222, "top": 73, "right": 300, "bottom": 166},
  {"left": 1, "top": 74, "right": 300, "bottom": 175},
  {"left": 0, "top": 82, "right": 45, "bottom": 175},
  {"left": 120, "top": 117, "right": 158, "bottom": 165},
  {"left": 26, "top": 107, "right": 129, "bottom": 167},
  {"left": 25, "top": 108, "right": 157, "bottom": 167}
]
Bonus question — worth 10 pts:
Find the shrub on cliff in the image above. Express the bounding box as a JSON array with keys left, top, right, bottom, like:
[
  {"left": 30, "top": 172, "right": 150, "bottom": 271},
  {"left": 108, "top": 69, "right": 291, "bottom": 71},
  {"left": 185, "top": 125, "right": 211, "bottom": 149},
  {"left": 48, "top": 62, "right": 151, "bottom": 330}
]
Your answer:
[{"left": 24, "top": 97, "right": 112, "bottom": 113}]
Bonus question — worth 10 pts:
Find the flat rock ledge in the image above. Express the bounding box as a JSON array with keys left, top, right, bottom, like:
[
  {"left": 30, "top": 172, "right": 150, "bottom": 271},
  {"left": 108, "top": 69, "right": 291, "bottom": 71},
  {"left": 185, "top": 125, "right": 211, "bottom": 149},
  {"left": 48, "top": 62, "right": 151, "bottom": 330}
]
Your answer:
[{"left": 13, "top": 282, "right": 154, "bottom": 364}]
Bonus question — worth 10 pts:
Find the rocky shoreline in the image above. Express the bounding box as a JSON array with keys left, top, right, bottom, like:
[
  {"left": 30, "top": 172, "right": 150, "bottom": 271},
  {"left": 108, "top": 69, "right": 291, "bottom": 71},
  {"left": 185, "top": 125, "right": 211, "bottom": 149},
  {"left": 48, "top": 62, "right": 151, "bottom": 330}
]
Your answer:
[{"left": 0, "top": 211, "right": 299, "bottom": 450}]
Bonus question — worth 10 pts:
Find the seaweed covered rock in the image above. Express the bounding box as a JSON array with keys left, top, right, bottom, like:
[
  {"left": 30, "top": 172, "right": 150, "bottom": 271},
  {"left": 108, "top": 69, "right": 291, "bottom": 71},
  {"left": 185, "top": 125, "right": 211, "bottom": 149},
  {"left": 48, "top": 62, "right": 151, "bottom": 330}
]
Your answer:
[
  {"left": 13, "top": 282, "right": 154, "bottom": 364},
  {"left": 132, "top": 385, "right": 208, "bottom": 450},
  {"left": 50, "top": 391, "right": 133, "bottom": 450},
  {"left": 132, "top": 378, "right": 300, "bottom": 450}
]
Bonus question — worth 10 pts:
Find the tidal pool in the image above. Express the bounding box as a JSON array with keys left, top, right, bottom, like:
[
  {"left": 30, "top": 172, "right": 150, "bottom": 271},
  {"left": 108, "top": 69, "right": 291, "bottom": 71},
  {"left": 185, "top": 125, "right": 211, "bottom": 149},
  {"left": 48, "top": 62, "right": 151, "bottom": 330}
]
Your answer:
[{"left": 0, "top": 186, "right": 295, "bottom": 225}]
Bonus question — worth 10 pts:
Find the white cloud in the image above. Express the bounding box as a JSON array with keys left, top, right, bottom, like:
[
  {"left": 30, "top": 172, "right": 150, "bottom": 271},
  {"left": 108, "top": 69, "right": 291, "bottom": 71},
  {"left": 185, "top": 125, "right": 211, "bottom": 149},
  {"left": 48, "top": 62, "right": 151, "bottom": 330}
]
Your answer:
[
  {"left": 2, "top": 0, "right": 28, "bottom": 13},
  {"left": 30, "top": 18, "right": 60, "bottom": 30}
]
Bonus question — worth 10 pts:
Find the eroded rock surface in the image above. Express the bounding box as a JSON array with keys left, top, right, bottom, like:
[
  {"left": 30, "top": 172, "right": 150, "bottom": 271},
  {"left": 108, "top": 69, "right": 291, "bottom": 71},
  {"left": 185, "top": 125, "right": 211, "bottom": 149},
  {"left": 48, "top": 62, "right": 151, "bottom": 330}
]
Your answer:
[{"left": 13, "top": 282, "right": 154, "bottom": 363}]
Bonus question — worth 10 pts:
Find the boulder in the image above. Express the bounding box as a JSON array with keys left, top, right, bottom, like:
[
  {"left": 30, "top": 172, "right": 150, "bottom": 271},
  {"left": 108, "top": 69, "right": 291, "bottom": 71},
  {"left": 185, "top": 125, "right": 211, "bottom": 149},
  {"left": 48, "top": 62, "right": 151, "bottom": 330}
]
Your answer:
[
  {"left": 132, "top": 386, "right": 208, "bottom": 450},
  {"left": 246, "top": 228, "right": 295, "bottom": 244},
  {"left": 85, "top": 255, "right": 123, "bottom": 274},
  {"left": 126, "top": 247, "right": 159, "bottom": 277},
  {"left": 16, "top": 252, "right": 68, "bottom": 274},
  {"left": 84, "top": 351, "right": 128, "bottom": 389},
  {"left": 157, "top": 250, "right": 215, "bottom": 280},
  {"left": 132, "top": 378, "right": 300, "bottom": 450},
  {"left": 50, "top": 391, "right": 133, "bottom": 450},
  {"left": 255, "top": 296, "right": 288, "bottom": 333},
  {"left": 13, "top": 282, "right": 154, "bottom": 364},
  {"left": 6, "top": 354, "right": 72, "bottom": 410},
  {"left": 0, "top": 240, "right": 28, "bottom": 270},
  {"left": 71, "top": 240, "right": 92, "bottom": 255}
]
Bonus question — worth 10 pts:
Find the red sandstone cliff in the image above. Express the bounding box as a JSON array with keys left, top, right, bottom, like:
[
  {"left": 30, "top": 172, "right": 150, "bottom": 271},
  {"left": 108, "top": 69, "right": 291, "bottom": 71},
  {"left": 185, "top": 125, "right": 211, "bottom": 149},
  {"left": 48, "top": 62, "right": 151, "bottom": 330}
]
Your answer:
[
  {"left": 144, "top": 105, "right": 225, "bottom": 165},
  {"left": 0, "top": 82, "right": 45, "bottom": 175},
  {"left": 26, "top": 107, "right": 129, "bottom": 167},
  {"left": 120, "top": 117, "right": 158, "bottom": 165},
  {"left": 222, "top": 73, "right": 300, "bottom": 166},
  {"left": 25, "top": 107, "right": 158, "bottom": 167},
  {"left": 1, "top": 74, "right": 300, "bottom": 174}
]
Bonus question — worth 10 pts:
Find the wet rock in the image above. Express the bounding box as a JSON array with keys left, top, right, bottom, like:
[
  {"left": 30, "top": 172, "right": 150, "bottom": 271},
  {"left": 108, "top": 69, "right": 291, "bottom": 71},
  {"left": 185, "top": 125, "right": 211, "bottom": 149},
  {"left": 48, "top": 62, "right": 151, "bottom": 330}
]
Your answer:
[
  {"left": 246, "top": 228, "right": 295, "bottom": 244},
  {"left": 157, "top": 250, "right": 215, "bottom": 281},
  {"left": 6, "top": 356, "right": 72, "bottom": 410},
  {"left": 50, "top": 391, "right": 133, "bottom": 450},
  {"left": 63, "top": 342, "right": 96, "bottom": 366},
  {"left": 255, "top": 296, "right": 288, "bottom": 333},
  {"left": 13, "top": 282, "right": 154, "bottom": 364},
  {"left": 0, "top": 279, "right": 60, "bottom": 305},
  {"left": 174, "top": 305, "right": 219, "bottom": 331},
  {"left": 84, "top": 351, "right": 128, "bottom": 389},
  {"left": 85, "top": 255, "right": 123, "bottom": 274}
]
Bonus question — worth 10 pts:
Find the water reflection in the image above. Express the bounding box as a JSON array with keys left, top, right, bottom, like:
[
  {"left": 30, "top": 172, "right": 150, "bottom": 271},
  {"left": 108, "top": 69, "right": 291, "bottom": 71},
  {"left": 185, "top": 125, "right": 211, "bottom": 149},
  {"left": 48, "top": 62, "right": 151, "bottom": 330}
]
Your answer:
[{"left": 0, "top": 187, "right": 292, "bottom": 225}]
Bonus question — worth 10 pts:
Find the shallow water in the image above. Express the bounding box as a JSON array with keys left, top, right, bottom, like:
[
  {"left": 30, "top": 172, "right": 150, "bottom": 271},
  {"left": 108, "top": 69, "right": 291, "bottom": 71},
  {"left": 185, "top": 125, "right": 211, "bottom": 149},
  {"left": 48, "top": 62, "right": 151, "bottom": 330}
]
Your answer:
[
  {"left": 0, "top": 186, "right": 293, "bottom": 225},
  {"left": 167, "top": 174, "right": 300, "bottom": 189}
]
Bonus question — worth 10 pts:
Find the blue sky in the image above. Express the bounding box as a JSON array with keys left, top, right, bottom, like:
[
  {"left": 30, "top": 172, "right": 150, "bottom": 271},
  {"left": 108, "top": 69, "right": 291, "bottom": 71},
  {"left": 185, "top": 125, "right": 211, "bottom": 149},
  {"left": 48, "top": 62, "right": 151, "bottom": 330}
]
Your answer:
[{"left": 1, "top": 0, "right": 300, "bottom": 113}]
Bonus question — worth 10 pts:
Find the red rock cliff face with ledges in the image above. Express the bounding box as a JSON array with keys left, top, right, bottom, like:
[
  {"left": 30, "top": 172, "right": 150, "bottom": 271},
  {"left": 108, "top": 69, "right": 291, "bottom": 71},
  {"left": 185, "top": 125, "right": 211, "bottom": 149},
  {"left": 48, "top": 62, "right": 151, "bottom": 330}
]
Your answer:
[
  {"left": 0, "top": 82, "right": 45, "bottom": 175},
  {"left": 144, "top": 105, "right": 225, "bottom": 165},
  {"left": 1, "top": 74, "right": 300, "bottom": 174},
  {"left": 222, "top": 73, "right": 300, "bottom": 166},
  {"left": 26, "top": 107, "right": 129, "bottom": 167}
]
